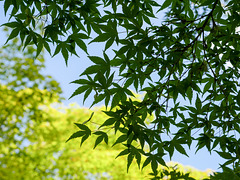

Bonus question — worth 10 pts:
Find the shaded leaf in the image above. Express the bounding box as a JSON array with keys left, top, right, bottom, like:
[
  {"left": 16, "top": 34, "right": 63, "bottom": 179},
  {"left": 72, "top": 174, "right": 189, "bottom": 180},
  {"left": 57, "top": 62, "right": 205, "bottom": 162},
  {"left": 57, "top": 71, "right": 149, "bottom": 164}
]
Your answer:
[
  {"left": 142, "top": 156, "right": 151, "bottom": 170},
  {"left": 81, "top": 65, "right": 101, "bottom": 75},
  {"left": 66, "top": 131, "right": 85, "bottom": 142},
  {"left": 69, "top": 86, "right": 88, "bottom": 99},
  {"left": 93, "top": 135, "right": 104, "bottom": 149},
  {"left": 127, "top": 153, "right": 134, "bottom": 172},
  {"left": 112, "top": 135, "right": 127, "bottom": 147},
  {"left": 116, "top": 149, "right": 129, "bottom": 159},
  {"left": 88, "top": 56, "right": 106, "bottom": 65},
  {"left": 160, "top": 0, "right": 172, "bottom": 10},
  {"left": 175, "top": 144, "right": 189, "bottom": 157}
]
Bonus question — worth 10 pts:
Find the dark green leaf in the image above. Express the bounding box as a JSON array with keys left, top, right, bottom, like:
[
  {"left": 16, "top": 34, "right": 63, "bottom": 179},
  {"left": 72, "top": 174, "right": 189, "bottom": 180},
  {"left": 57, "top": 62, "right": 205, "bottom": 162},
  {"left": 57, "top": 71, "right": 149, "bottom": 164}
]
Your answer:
[
  {"left": 92, "top": 93, "right": 105, "bottom": 106},
  {"left": 66, "top": 131, "right": 85, "bottom": 142},
  {"left": 142, "top": 156, "right": 151, "bottom": 170},
  {"left": 151, "top": 159, "right": 158, "bottom": 174},
  {"left": 2, "top": 21, "right": 19, "bottom": 28},
  {"left": 5, "top": 28, "right": 19, "bottom": 44},
  {"left": 83, "top": 88, "right": 92, "bottom": 104},
  {"left": 71, "top": 79, "right": 89, "bottom": 85},
  {"left": 90, "top": 33, "right": 110, "bottom": 43},
  {"left": 88, "top": 56, "right": 105, "bottom": 65},
  {"left": 81, "top": 65, "right": 101, "bottom": 75},
  {"left": 36, "top": 40, "right": 43, "bottom": 57},
  {"left": 53, "top": 44, "right": 62, "bottom": 57},
  {"left": 93, "top": 135, "right": 104, "bottom": 149},
  {"left": 75, "top": 38, "right": 88, "bottom": 53},
  {"left": 127, "top": 153, "right": 134, "bottom": 172},
  {"left": 99, "top": 118, "right": 116, "bottom": 128},
  {"left": 203, "top": 81, "right": 212, "bottom": 94},
  {"left": 116, "top": 149, "right": 129, "bottom": 159},
  {"left": 195, "top": 95, "right": 202, "bottom": 111},
  {"left": 160, "top": 0, "right": 172, "bottom": 11},
  {"left": 74, "top": 123, "right": 91, "bottom": 134},
  {"left": 4, "top": 0, "right": 12, "bottom": 15},
  {"left": 175, "top": 144, "right": 189, "bottom": 157},
  {"left": 112, "top": 135, "right": 127, "bottom": 147},
  {"left": 135, "top": 151, "right": 141, "bottom": 169},
  {"left": 105, "top": 37, "right": 115, "bottom": 50},
  {"left": 215, "top": 151, "right": 233, "bottom": 160},
  {"left": 61, "top": 47, "right": 69, "bottom": 65},
  {"left": 69, "top": 86, "right": 88, "bottom": 99},
  {"left": 80, "top": 134, "right": 90, "bottom": 147},
  {"left": 111, "top": 92, "right": 122, "bottom": 109}
]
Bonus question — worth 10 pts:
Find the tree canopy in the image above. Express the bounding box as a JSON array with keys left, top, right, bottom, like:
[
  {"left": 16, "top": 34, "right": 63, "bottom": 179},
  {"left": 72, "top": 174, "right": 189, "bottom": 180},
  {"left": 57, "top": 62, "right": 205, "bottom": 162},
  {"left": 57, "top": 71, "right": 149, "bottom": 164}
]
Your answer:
[
  {"left": 1, "top": 0, "right": 240, "bottom": 178},
  {"left": 0, "top": 31, "right": 211, "bottom": 179}
]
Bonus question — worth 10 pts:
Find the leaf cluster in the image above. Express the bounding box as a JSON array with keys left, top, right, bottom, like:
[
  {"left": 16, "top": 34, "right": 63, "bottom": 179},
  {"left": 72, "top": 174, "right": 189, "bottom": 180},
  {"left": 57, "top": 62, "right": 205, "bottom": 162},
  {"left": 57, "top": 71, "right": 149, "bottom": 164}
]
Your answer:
[{"left": 2, "top": 0, "right": 240, "bottom": 178}]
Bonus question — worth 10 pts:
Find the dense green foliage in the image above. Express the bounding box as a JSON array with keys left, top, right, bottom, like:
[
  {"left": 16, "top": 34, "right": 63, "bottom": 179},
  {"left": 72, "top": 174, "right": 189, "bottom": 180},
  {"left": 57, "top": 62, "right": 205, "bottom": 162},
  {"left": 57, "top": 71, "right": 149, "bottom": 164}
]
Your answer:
[
  {"left": 0, "top": 31, "right": 211, "bottom": 179},
  {"left": 0, "top": 36, "right": 209, "bottom": 180},
  {"left": 1, "top": 0, "right": 240, "bottom": 178}
]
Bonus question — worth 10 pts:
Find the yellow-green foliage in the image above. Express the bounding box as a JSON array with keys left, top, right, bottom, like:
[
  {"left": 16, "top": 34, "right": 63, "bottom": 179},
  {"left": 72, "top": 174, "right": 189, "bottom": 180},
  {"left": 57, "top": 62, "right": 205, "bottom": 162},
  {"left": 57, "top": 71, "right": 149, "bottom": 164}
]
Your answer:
[
  {"left": 160, "top": 162, "right": 212, "bottom": 180},
  {"left": 26, "top": 105, "right": 151, "bottom": 179},
  {"left": 0, "top": 102, "right": 212, "bottom": 180}
]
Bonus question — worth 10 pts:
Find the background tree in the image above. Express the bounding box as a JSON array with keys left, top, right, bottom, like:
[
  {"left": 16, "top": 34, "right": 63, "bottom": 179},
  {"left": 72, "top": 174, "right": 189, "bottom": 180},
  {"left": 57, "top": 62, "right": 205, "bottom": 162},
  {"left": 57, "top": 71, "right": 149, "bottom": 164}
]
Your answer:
[
  {"left": 1, "top": 102, "right": 212, "bottom": 179},
  {"left": 0, "top": 28, "right": 61, "bottom": 179},
  {"left": 1, "top": 0, "right": 240, "bottom": 178}
]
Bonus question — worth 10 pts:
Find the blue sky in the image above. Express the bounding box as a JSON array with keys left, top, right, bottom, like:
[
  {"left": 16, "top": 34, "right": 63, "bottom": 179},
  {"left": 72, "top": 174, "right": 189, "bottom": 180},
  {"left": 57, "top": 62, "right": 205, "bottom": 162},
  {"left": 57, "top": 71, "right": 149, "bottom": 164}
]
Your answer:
[{"left": 0, "top": 1, "right": 226, "bottom": 172}]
